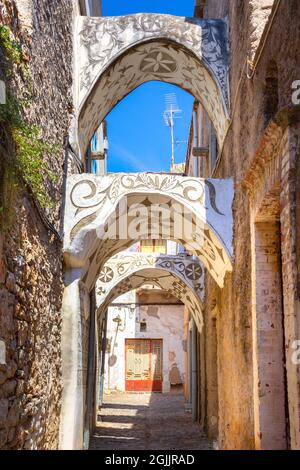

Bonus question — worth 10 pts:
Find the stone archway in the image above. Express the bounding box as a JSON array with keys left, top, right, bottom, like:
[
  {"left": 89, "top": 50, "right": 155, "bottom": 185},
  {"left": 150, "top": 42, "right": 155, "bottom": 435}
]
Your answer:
[
  {"left": 64, "top": 173, "right": 233, "bottom": 289},
  {"left": 61, "top": 12, "right": 233, "bottom": 450},
  {"left": 72, "top": 13, "right": 230, "bottom": 156},
  {"left": 93, "top": 254, "right": 205, "bottom": 436},
  {"left": 59, "top": 252, "right": 205, "bottom": 450},
  {"left": 60, "top": 172, "right": 233, "bottom": 449},
  {"left": 96, "top": 253, "right": 205, "bottom": 332}
]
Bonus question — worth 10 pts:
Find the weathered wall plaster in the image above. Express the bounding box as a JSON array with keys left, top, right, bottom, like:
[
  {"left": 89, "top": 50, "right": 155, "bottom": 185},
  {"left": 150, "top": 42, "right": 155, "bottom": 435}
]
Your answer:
[{"left": 104, "top": 293, "right": 185, "bottom": 394}]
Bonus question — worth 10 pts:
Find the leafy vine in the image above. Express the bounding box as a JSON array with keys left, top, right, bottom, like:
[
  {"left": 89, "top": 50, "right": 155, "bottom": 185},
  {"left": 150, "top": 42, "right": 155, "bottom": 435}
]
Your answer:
[{"left": 0, "top": 25, "right": 60, "bottom": 228}]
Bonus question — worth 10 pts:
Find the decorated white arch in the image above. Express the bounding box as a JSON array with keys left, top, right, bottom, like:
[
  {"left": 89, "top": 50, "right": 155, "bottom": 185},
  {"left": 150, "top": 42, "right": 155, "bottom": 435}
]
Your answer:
[
  {"left": 64, "top": 173, "right": 233, "bottom": 289},
  {"left": 61, "top": 12, "right": 233, "bottom": 449},
  {"left": 72, "top": 14, "right": 230, "bottom": 156},
  {"left": 96, "top": 253, "right": 205, "bottom": 332}
]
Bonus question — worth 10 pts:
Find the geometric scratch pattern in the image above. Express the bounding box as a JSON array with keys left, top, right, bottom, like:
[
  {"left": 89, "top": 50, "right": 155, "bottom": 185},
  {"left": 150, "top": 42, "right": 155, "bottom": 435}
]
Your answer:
[
  {"left": 63, "top": 173, "right": 233, "bottom": 289},
  {"left": 72, "top": 14, "right": 230, "bottom": 156},
  {"left": 96, "top": 253, "right": 205, "bottom": 333}
]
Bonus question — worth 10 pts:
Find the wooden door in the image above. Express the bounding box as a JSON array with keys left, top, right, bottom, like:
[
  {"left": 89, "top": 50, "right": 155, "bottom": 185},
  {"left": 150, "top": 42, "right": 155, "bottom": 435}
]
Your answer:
[{"left": 125, "top": 339, "right": 163, "bottom": 392}]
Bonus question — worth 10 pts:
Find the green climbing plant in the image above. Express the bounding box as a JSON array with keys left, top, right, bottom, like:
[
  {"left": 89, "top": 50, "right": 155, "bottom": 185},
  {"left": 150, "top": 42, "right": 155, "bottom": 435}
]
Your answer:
[
  {"left": 0, "top": 25, "right": 23, "bottom": 65},
  {"left": 0, "top": 25, "right": 60, "bottom": 219}
]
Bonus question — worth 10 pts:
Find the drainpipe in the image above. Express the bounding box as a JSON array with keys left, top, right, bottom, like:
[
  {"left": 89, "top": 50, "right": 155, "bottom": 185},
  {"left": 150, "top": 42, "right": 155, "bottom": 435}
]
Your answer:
[
  {"left": 99, "top": 310, "right": 108, "bottom": 407},
  {"left": 193, "top": 110, "right": 199, "bottom": 177},
  {"left": 86, "top": 146, "right": 92, "bottom": 173},
  {"left": 192, "top": 319, "right": 198, "bottom": 422},
  {"left": 84, "top": 289, "right": 96, "bottom": 449}
]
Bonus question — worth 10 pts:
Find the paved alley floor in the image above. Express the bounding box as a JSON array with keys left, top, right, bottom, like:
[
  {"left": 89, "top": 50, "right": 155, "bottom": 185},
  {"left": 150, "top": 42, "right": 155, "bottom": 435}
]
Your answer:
[{"left": 89, "top": 389, "right": 213, "bottom": 450}]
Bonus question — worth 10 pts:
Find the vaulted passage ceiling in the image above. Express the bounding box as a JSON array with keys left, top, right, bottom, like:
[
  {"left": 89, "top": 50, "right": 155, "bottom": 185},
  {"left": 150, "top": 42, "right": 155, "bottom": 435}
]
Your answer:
[
  {"left": 96, "top": 253, "right": 205, "bottom": 332},
  {"left": 63, "top": 173, "right": 233, "bottom": 289}
]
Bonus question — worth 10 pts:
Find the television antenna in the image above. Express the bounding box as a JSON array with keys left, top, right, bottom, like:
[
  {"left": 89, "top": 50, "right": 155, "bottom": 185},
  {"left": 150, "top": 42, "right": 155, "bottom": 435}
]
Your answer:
[{"left": 163, "top": 93, "right": 182, "bottom": 166}]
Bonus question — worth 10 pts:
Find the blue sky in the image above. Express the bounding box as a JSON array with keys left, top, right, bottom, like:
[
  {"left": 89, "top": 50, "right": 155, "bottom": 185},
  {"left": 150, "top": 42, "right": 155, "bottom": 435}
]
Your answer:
[
  {"left": 102, "top": 0, "right": 195, "bottom": 173},
  {"left": 102, "top": 0, "right": 195, "bottom": 17}
]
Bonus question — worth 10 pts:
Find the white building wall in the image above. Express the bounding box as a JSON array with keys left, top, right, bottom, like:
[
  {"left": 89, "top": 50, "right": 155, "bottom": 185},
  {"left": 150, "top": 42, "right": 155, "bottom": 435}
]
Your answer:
[{"left": 104, "top": 293, "right": 185, "bottom": 393}]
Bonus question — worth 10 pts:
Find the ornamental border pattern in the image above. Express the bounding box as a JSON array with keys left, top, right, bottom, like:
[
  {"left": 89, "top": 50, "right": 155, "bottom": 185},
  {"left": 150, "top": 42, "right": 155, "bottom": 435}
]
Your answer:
[
  {"left": 78, "top": 14, "right": 229, "bottom": 109},
  {"left": 97, "top": 253, "right": 205, "bottom": 301}
]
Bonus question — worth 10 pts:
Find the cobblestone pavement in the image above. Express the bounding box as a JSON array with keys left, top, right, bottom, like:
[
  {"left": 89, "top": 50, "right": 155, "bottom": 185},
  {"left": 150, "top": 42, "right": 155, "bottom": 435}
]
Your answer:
[{"left": 89, "top": 388, "right": 213, "bottom": 450}]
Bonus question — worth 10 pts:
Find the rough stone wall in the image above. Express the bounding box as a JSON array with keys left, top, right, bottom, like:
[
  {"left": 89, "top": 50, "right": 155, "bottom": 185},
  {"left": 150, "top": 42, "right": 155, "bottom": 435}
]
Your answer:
[
  {"left": 201, "top": 0, "right": 300, "bottom": 449},
  {"left": 297, "top": 138, "right": 300, "bottom": 298},
  {"left": 252, "top": 220, "right": 287, "bottom": 450},
  {"left": 0, "top": 1, "right": 74, "bottom": 449},
  {"left": 203, "top": 0, "right": 229, "bottom": 18}
]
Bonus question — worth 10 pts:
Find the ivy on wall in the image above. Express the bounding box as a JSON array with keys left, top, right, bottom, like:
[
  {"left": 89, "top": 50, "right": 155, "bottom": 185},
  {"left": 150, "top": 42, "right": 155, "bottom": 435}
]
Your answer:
[
  {"left": 0, "top": 25, "right": 23, "bottom": 64},
  {"left": 0, "top": 25, "right": 60, "bottom": 227}
]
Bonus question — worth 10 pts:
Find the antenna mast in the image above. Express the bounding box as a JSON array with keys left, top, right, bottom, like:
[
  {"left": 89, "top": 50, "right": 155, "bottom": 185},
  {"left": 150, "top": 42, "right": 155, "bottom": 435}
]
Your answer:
[{"left": 163, "top": 93, "right": 182, "bottom": 167}]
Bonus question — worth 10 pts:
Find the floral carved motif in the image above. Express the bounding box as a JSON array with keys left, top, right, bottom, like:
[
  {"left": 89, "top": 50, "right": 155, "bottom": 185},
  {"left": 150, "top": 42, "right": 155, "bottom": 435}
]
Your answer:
[
  {"left": 97, "top": 253, "right": 204, "bottom": 301},
  {"left": 74, "top": 14, "right": 230, "bottom": 156},
  {"left": 78, "top": 14, "right": 229, "bottom": 108},
  {"left": 96, "top": 257, "right": 205, "bottom": 332}
]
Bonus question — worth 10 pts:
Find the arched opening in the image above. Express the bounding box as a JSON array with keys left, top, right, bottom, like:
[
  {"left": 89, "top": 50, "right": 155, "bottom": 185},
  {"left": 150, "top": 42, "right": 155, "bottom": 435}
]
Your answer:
[
  {"left": 61, "top": 171, "right": 233, "bottom": 449},
  {"left": 60, "top": 249, "right": 207, "bottom": 449},
  {"left": 89, "top": 263, "right": 205, "bottom": 449},
  {"left": 251, "top": 185, "right": 289, "bottom": 449},
  {"left": 105, "top": 82, "right": 194, "bottom": 173},
  {"left": 97, "top": 265, "right": 204, "bottom": 331},
  {"left": 77, "top": 39, "right": 228, "bottom": 157},
  {"left": 61, "top": 11, "right": 232, "bottom": 451},
  {"left": 74, "top": 14, "right": 230, "bottom": 158},
  {"left": 64, "top": 174, "right": 233, "bottom": 289}
]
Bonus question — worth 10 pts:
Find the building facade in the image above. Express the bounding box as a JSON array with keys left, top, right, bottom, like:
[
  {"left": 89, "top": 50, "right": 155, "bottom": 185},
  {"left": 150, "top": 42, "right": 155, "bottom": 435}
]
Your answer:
[
  {"left": 103, "top": 290, "right": 185, "bottom": 394},
  {"left": 185, "top": 0, "right": 300, "bottom": 450}
]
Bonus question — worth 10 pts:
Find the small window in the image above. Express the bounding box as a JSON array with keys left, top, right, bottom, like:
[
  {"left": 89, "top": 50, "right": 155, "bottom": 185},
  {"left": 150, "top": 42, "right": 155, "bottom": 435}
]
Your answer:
[
  {"left": 140, "top": 321, "right": 147, "bottom": 332},
  {"left": 140, "top": 240, "right": 167, "bottom": 254}
]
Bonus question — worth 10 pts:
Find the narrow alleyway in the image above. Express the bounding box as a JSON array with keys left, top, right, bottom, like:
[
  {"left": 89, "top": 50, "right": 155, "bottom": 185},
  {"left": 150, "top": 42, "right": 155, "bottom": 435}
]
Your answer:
[{"left": 89, "top": 388, "right": 213, "bottom": 450}]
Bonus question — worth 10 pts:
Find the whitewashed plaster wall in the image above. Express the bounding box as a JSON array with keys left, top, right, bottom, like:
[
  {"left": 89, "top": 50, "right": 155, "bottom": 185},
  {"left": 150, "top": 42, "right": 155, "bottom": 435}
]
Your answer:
[{"left": 104, "top": 292, "right": 185, "bottom": 394}]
